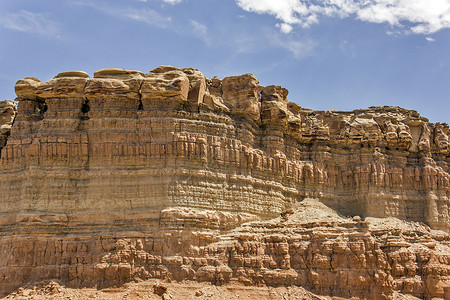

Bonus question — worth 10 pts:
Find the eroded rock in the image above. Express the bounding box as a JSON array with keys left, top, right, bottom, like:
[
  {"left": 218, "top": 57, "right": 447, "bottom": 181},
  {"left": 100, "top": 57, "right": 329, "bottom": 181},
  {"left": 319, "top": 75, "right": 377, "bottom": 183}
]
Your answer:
[
  {"left": 1, "top": 66, "right": 450, "bottom": 299},
  {"left": 222, "top": 74, "right": 261, "bottom": 122}
]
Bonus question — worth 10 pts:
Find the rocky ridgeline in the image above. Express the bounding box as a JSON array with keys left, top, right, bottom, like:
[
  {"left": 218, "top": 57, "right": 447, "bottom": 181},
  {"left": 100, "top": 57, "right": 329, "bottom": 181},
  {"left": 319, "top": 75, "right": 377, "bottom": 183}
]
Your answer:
[{"left": 0, "top": 66, "right": 449, "bottom": 299}]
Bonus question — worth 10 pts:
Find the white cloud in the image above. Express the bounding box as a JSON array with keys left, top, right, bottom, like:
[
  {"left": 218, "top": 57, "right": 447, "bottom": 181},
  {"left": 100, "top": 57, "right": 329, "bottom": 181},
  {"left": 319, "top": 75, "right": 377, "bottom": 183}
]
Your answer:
[
  {"left": 426, "top": 37, "right": 436, "bottom": 42},
  {"left": 0, "top": 10, "right": 60, "bottom": 37},
  {"left": 235, "top": 0, "right": 450, "bottom": 35},
  {"left": 235, "top": 0, "right": 312, "bottom": 28},
  {"left": 276, "top": 23, "right": 294, "bottom": 34},
  {"left": 236, "top": 0, "right": 308, "bottom": 23}
]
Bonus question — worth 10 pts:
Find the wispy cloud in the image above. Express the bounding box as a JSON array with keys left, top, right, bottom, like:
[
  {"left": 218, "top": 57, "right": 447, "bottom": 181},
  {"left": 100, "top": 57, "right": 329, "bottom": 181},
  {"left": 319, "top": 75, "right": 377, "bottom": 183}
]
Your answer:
[
  {"left": 339, "top": 40, "right": 356, "bottom": 58},
  {"left": 121, "top": 7, "right": 172, "bottom": 27},
  {"left": 137, "top": 0, "right": 183, "bottom": 4},
  {"left": 161, "top": 0, "right": 183, "bottom": 4},
  {"left": 235, "top": 0, "right": 450, "bottom": 35},
  {"left": 75, "top": 1, "right": 173, "bottom": 28},
  {"left": 228, "top": 26, "right": 316, "bottom": 60},
  {"left": 190, "top": 20, "right": 210, "bottom": 45},
  {"left": 75, "top": 1, "right": 216, "bottom": 45},
  {"left": 0, "top": 10, "right": 60, "bottom": 37},
  {"left": 231, "top": 32, "right": 261, "bottom": 54},
  {"left": 269, "top": 31, "right": 316, "bottom": 59}
]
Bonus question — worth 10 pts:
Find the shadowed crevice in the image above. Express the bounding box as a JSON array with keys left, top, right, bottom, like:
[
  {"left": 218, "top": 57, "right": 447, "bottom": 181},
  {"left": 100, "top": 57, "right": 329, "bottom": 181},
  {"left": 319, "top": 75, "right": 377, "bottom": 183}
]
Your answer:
[{"left": 81, "top": 98, "right": 90, "bottom": 120}]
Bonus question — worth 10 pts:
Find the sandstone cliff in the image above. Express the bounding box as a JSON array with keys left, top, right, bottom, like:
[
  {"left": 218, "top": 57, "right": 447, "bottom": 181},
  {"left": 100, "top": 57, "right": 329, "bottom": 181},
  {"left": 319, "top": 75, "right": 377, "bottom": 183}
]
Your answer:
[{"left": 0, "top": 66, "right": 449, "bottom": 299}]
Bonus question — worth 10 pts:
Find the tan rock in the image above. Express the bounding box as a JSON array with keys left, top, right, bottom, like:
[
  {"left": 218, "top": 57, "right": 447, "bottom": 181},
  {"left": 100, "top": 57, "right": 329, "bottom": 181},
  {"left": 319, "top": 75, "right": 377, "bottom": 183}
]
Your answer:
[
  {"left": 0, "top": 67, "right": 450, "bottom": 299},
  {"left": 15, "top": 77, "right": 41, "bottom": 100},
  {"left": 85, "top": 78, "right": 140, "bottom": 100},
  {"left": 36, "top": 76, "right": 88, "bottom": 99},
  {"left": 183, "top": 68, "right": 206, "bottom": 105},
  {"left": 0, "top": 100, "right": 16, "bottom": 129},
  {"left": 222, "top": 74, "right": 261, "bottom": 122},
  {"left": 260, "top": 85, "right": 290, "bottom": 126},
  {"left": 434, "top": 123, "right": 449, "bottom": 154},
  {"left": 54, "top": 71, "right": 90, "bottom": 78},
  {"left": 85, "top": 68, "right": 144, "bottom": 102},
  {"left": 141, "top": 66, "right": 189, "bottom": 103},
  {"left": 0, "top": 100, "right": 16, "bottom": 148},
  {"left": 203, "top": 76, "right": 229, "bottom": 112},
  {"left": 93, "top": 68, "right": 144, "bottom": 79}
]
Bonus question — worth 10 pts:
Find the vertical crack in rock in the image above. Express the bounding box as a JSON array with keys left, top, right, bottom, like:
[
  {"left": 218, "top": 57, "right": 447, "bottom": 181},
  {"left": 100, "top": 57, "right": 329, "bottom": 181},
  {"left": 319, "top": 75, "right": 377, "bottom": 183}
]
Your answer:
[
  {"left": 137, "top": 97, "right": 144, "bottom": 111},
  {"left": 138, "top": 78, "right": 144, "bottom": 111}
]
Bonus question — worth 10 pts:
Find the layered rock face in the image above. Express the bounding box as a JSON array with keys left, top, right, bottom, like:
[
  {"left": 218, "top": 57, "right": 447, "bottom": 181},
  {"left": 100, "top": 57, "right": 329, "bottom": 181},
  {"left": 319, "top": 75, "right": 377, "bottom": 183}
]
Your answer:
[{"left": 0, "top": 66, "right": 449, "bottom": 299}]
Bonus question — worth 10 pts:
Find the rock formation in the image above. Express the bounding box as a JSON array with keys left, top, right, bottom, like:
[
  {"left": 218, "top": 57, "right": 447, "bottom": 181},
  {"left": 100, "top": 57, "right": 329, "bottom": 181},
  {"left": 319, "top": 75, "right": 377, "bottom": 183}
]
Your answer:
[
  {"left": 0, "top": 66, "right": 449, "bottom": 299},
  {"left": 0, "top": 101, "right": 16, "bottom": 151}
]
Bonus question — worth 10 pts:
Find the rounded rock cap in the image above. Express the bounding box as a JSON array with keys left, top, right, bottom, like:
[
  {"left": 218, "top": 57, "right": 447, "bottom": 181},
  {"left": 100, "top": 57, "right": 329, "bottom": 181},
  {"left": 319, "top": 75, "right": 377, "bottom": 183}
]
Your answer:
[
  {"left": 149, "top": 65, "right": 179, "bottom": 74},
  {"left": 93, "top": 68, "right": 145, "bottom": 79},
  {"left": 54, "top": 71, "right": 90, "bottom": 79},
  {"left": 23, "top": 77, "right": 41, "bottom": 82}
]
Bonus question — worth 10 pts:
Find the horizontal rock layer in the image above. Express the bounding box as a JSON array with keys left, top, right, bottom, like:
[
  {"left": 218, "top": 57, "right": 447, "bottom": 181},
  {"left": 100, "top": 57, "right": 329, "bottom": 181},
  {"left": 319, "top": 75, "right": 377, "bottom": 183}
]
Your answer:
[
  {"left": 1, "top": 66, "right": 450, "bottom": 298},
  {"left": 1, "top": 201, "right": 449, "bottom": 299},
  {"left": 2, "top": 66, "right": 449, "bottom": 228}
]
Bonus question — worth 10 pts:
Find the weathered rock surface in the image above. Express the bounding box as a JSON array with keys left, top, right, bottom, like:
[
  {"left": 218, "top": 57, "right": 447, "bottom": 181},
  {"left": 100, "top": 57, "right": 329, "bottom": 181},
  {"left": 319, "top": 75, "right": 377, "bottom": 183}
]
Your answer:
[
  {"left": 1, "top": 201, "right": 449, "bottom": 299},
  {"left": 4, "top": 279, "right": 330, "bottom": 300},
  {"left": 0, "top": 101, "right": 16, "bottom": 151},
  {"left": 1, "top": 66, "right": 449, "bottom": 298}
]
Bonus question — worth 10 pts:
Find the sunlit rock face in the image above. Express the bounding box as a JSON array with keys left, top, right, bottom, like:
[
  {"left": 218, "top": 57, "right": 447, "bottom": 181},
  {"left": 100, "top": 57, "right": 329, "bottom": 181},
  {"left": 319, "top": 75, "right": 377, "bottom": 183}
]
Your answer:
[{"left": 0, "top": 66, "right": 449, "bottom": 299}]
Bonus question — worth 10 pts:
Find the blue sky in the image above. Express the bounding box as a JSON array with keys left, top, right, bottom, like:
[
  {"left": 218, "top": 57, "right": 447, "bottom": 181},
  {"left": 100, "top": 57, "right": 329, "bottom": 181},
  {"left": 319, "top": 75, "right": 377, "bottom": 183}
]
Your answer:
[{"left": 1, "top": 0, "right": 449, "bottom": 123}]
